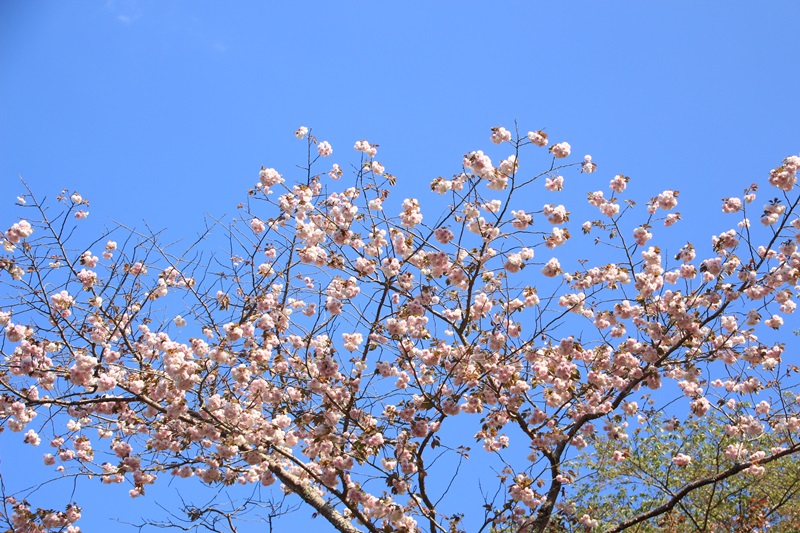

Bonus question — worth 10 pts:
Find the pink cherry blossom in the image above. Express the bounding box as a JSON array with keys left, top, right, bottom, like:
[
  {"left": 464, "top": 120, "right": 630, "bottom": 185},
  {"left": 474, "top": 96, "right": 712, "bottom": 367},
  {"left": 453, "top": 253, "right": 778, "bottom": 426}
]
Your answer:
[
  {"left": 250, "top": 218, "right": 266, "bottom": 233},
  {"left": 490, "top": 126, "right": 512, "bottom": 144},
  {"left": 550, "top": 142, "right": 571, "bottom": 158},
  {"left": 527, "top": 130, "right": 548, "bottom": 147},
  {"left": 541, "top": 257, "right": 561, "bottom": 277},
  {"left": 672, "top": 453, "right": 692, "bottom": 466},
  {"left": 317, "top": 141, "right": 333, "bottom": 157}
]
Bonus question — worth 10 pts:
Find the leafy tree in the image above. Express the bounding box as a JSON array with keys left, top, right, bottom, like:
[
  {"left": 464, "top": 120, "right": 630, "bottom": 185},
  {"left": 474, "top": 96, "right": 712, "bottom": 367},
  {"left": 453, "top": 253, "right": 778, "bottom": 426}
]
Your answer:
[
  {"left": 569, "top": 409, "right": 800, "bottom": 532},
  {"left": 1, "top": 126, "right": 800, "bottom": 532}
]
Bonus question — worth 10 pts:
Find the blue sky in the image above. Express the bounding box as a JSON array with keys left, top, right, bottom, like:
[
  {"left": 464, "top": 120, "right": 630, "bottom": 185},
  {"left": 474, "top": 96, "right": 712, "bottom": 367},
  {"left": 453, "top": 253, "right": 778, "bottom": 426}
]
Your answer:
[
  {"left": 3, "top": 1, "right": 799, "bottom": 230},
  {"left": 2, "top": 1, "right": 800, "bottom": 531}
]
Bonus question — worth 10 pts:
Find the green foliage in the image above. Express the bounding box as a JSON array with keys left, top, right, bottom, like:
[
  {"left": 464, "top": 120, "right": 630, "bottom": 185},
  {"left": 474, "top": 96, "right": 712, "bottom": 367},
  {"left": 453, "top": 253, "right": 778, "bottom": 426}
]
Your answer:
[{"left": 569, "top": 409, "right": 800, "bottom": 532}]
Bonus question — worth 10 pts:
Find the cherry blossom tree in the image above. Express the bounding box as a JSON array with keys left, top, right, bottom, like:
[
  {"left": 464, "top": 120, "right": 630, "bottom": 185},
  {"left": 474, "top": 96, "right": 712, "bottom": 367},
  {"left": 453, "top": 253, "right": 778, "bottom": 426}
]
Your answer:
[{"left": 1, "top": 125, "right": 800, "bottom": 533}]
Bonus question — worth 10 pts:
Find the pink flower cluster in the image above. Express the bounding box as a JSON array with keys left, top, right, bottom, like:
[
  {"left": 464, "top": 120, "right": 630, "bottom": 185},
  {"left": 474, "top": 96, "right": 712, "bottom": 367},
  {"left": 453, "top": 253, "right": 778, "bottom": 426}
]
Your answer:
[{"left": 5, "top": 220, "right": 34, "bottom": 245}]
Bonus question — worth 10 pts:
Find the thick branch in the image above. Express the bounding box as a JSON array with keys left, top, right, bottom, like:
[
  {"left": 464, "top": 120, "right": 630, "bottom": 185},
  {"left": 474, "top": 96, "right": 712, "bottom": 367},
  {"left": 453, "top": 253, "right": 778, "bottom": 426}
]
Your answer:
[{"left": 604, "top": 443, "right": 800, "bottom": 533}]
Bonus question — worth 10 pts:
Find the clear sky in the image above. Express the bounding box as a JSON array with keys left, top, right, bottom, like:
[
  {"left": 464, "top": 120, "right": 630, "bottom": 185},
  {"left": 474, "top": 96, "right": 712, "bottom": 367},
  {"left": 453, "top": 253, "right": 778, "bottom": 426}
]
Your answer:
[{"left": 2, "top": 1, "right": 800, "bottom": 531}]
